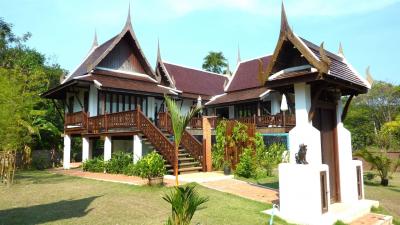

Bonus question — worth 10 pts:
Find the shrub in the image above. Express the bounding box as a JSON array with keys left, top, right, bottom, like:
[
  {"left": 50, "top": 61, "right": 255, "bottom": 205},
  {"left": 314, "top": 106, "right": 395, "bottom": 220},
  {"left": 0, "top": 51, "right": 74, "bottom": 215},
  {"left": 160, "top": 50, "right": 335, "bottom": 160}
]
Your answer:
[
  {"left": 163, "top": 185, "right": 209, "bottom": 225},
  {"left": 212, "top": 120, "right": 226, "bottom": 170},
  {"left": 32, "top": 157, "right": 51, "bottom": 170},
  {"left": 235, "top": 148, "right": 256, "bottom": 178},
  {"left": 135, "top": 151, "right": 166, "bottom": 179},
  {"left": 82, "top": 157, "right": 105, "bottom": 173},
  {"left": 354, "top": 148, "right": 400, "bottom": 186},
  {"left": 105, "top": 152, "right": 133, "bottom": 174},
  {"left": 122, "top": 163, "right": 137, "bottom": 176}
]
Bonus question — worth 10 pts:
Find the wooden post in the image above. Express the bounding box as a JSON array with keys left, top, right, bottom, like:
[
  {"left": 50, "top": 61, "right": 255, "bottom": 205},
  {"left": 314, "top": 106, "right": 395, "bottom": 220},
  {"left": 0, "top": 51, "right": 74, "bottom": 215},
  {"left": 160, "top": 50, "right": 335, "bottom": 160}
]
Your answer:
[{"left": 202, "top": 116, "right": 212, "bottom": 172}]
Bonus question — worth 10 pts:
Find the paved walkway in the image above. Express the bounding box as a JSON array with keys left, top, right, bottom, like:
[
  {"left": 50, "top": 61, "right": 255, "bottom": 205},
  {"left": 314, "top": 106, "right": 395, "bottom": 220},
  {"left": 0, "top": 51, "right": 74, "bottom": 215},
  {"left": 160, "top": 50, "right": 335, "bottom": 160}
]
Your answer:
[
  {"left": 201, "top": 178, "right": 279, "bottom": 204},
  {"left": 48, "top": 167, "right": 178, "bottom": 187},
  {"left": 350, "top": 213, "right": 392, "bottom": 225}
]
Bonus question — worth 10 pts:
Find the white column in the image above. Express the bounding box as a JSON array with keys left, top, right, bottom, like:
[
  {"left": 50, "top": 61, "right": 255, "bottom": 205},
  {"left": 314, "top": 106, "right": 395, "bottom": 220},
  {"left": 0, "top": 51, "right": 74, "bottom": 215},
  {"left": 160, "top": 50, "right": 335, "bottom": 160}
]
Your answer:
[
  {"left": 63, "top": 134, "right": 71, "bottom": 169},
  {"left": 133, "top": 135, "right": 142, "bottom": 163},
  {"left": 82, "top": 137, "right": 89, "bottom": 162},
  {"left": 288, "top": 83, "right": 321, "bottom": 164},
  {"left": 104, "top": 136, "right": 112, "bottom": 161}
]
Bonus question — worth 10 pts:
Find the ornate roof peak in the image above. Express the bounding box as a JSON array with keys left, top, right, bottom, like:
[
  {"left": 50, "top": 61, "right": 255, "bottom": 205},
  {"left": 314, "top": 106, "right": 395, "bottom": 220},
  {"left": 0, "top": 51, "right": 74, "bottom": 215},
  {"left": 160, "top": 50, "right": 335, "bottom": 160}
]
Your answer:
[{"left": 91, "top": 29, "right": 98, "bottom": 49}]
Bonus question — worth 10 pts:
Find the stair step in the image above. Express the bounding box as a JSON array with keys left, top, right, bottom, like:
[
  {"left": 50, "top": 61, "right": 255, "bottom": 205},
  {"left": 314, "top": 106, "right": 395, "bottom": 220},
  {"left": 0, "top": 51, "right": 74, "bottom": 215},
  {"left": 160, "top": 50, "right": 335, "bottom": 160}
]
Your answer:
[
  {"left": 179, "top": 162, "right": 200, "bottom": 167},
  {"left": 178, "top": 166, "right": 203, "bottom": 173},
  {"left": 178, "top": 153, "right": 189, "bottom": 157},
  {"left": 179, "top": 157, "right": 195, "bottom": 162}
]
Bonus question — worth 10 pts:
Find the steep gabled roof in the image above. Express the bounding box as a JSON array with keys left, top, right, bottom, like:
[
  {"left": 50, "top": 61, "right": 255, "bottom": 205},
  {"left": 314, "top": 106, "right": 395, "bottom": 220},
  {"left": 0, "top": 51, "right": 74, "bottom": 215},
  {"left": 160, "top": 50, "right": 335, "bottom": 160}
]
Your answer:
[
  {"left": 225, "top": 55, "right": 272, "bottom": 92},
  {"left": 264, "top": 3, "right": 370, "bottom": 92},
  {"left": 161, "top": 61, "right": 228, "bottom": 98},
  {"left": 63, "top": 10, "right": 155, "bottom": 84}
]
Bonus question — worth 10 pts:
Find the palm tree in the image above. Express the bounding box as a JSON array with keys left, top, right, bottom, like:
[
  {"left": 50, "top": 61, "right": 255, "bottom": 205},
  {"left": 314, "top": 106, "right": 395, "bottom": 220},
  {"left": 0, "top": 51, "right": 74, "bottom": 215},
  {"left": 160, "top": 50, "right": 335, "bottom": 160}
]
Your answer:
[
  {"left": 163, "top": 185, "right": 209, "bottom": 225},
  {"left": 202, "top": 51, "right": 228, "bottom": 74},
  {"left": 164, "top": 96, "right": 202, "bottom": 186},
  {"left": 354, "top": 148, "right": 400, "bottom": 186}
]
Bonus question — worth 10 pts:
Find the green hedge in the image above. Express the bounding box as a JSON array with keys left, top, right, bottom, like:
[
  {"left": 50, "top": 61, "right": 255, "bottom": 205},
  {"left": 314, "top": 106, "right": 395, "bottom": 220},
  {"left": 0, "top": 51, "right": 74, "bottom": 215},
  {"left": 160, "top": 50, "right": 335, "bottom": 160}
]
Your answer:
[{"left": 82, "top": 151, "right": 165, "bottom": 178}]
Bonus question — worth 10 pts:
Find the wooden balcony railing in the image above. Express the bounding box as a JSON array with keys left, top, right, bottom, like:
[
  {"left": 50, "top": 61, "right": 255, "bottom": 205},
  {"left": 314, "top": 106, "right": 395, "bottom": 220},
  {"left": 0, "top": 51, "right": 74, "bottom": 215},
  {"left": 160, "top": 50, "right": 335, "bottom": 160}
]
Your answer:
[
  {"left": 184, "top": 113, "right": 296, "bottom": 129},
  {"left": 158, "top": 112, "right": 203, "bottom": 167},
  {"left": 65, "top": 111, "right": 88, "bottom": 129}
]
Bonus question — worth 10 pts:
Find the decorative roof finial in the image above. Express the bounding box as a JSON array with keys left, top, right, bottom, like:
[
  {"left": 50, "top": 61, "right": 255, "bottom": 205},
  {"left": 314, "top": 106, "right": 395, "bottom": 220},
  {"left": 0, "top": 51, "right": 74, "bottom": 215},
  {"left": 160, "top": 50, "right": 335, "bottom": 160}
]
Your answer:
[
  {"left": 366, "top": 66, "right": 374, "bottom": 86},
  {"left": 281, "top": 1, "right": 290, "bottom": 32},
  {"left": 91, "top": 29, "right": 98, "bottom": 49},
  {"left": 125, "top": 2, "right": 132, "bottom": 28},
  {"left": 157, "top": 38, "right": 161, "bottom": 61},
  {"left": 237, "top": 44, "right": 241, "bottom": 65},
  {"left": 338, "top": 42, "right": 345, "bottom": 57}
]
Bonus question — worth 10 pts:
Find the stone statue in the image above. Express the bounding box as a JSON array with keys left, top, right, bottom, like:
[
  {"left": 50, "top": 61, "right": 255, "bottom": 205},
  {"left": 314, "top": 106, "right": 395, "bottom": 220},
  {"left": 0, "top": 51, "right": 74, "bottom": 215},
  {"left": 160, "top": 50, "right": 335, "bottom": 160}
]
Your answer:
[{"left": 295, "top": 144, "right": 308, "bottom": 164}]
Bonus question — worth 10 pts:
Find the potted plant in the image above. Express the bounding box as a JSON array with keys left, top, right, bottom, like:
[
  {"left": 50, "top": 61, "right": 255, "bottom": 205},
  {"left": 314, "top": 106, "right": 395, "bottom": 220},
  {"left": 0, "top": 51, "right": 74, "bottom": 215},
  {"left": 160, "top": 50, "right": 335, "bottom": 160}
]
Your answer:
[
  {"left": 136, "top": 151, "right": 166, "bottom": 186},
  {"left": 223, "top": 159, "right": 232, "bottom": 175}
]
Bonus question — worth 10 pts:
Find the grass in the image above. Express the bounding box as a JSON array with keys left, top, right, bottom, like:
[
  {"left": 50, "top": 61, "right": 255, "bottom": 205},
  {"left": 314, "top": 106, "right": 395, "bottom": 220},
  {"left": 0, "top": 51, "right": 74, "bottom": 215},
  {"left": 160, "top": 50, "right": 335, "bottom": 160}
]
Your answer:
[
  {"left": 364, "top": 171, "right": 400, "bottom": 225},
  {"left": 0, "top": 170, "right": 290, "bottom": 225}
]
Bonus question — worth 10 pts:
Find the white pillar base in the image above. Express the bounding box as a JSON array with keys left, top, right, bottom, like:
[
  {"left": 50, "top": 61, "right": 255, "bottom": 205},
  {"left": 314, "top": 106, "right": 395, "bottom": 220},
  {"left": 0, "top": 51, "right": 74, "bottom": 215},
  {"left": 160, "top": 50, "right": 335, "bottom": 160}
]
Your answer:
[
  {"left": 63, "top": 134, "right": 71, "bottom": 169},
  {"left": 104, "top": 136, "right": 112, "bottom": 161},
  {"left": 82, "top": 137, "right": 89, "bottom": 162},
  {"left": 133, "top": 135, "right": 142, "bottom": 163}
]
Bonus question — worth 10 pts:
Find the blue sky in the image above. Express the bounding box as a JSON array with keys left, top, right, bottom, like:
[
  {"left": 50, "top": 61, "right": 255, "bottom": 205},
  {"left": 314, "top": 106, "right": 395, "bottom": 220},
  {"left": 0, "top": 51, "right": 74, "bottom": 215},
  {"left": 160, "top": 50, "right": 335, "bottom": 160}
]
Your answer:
[{"left": 1, "top": 0, "right": 399, "bottom": 84}]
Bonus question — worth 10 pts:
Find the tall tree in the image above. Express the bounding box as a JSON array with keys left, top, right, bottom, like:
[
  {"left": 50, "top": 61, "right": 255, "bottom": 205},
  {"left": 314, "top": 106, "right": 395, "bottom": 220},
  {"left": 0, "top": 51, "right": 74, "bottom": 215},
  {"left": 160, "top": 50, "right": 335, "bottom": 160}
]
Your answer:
[
  {"left": 202, "top": 51, "right": 228, "bottom": 74},
  {"left": 0, "top": 18, "right": 65, "bottom": 165}
]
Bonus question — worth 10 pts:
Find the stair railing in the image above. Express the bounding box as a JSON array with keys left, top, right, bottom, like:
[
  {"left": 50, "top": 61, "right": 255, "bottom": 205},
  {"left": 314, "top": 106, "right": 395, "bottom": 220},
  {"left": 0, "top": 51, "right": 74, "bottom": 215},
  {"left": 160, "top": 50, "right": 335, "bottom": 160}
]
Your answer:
[
  {"left": 137, "top": 109, "right": 177, "bottom": 174},
  {"left": 158, "top": 112, "right": 204, "bottom": 170}
]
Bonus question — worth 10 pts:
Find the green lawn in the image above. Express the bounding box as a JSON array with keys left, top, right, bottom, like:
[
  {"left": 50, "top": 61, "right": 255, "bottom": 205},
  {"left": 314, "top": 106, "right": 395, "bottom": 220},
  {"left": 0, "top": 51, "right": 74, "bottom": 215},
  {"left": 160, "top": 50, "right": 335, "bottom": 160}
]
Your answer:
[
  {"left": 364, "top": 172, "right": 400, "bottom": 224},
  {"left": 0, "top": 171, "right": 289, "bottom": 225}
]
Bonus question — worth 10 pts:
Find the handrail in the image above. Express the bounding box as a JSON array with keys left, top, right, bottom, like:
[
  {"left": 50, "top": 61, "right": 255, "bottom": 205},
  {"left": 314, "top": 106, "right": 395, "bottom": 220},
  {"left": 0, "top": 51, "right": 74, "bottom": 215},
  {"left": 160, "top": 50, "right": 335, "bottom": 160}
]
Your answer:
[
  {"left": 138, "top": 110, "right": 177, "bottom": 173},
  {"left": 158, "top": 112, "right": 203, "bottom": 168},
  {"left": 65, "top": 111, "right": 87, "bottom": 129}
]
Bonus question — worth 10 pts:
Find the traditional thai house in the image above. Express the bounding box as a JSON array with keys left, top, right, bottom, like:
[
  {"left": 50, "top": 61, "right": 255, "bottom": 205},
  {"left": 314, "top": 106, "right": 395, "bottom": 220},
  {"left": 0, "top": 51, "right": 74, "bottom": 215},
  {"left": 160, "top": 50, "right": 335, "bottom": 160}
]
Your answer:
[{"left": 43, "top": 5, "right": 377, "bottom": 222}]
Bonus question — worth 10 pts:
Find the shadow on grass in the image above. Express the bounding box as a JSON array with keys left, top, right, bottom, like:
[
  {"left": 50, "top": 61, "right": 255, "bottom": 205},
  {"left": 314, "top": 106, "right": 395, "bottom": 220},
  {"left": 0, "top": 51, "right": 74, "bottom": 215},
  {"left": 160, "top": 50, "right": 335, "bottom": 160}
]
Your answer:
[
  {"left": 256, "top": 180, "right": 279, "bottom": 190},
  {"left": 0, "top": 196, "right": 100, "bottom": 225},
  {"left": 14, "top": 171, "right": 78, "bottom": 185}
]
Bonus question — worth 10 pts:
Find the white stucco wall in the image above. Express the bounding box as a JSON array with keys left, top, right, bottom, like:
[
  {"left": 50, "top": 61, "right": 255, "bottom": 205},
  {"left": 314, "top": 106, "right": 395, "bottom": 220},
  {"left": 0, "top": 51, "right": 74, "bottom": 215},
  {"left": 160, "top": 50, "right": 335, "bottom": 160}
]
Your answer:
[
  {"left": 180, "top": 99, "right": 194, "bottom": 115},
  {"left": 336, "top": 98, "right": 363, "bottom": 203},
  {"left": 279, "top": 163, "right": 330, "bottom": 224},
  {"left": 288, "top": 83, "right": 321, "bottom": 164},
  {"left": 88, "top": 84, "right": 98, "bottom": 116}
]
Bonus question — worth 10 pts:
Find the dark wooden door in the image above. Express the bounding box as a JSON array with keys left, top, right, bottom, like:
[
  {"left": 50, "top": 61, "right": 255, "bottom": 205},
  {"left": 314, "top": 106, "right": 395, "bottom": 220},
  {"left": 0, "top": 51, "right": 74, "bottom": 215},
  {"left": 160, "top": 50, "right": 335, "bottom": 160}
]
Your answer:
[{"left": 313, "top": 106, "right": 340, "bottom": 203}]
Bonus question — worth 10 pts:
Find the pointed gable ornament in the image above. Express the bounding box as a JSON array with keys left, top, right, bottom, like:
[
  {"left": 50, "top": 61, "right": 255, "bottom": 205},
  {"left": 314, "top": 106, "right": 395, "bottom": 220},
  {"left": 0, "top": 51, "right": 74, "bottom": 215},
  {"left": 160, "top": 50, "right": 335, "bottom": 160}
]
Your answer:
[
  {"left": 366, "top": 66, "right": 374, "bottom": 86},
  {"left": 280, "top": 1, "right": 291, "bottom": 37},
  {"left": 317, "top": 42, "right": 331, "bottom": 79},
  {"left": 338, "top": 42, "right": 345, "bottom": 57},
  {"left": 91, "top": 29, "right": 99, "bottom": 49}
]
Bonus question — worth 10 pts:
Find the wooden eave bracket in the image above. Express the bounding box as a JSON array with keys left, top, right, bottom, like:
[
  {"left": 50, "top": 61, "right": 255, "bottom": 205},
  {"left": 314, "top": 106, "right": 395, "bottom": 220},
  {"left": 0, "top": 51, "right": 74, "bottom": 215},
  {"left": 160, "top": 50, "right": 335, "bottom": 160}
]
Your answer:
[
  {"left": 308, "top": 86, "right": 324, "bottom": 122},
  {"left": 341, "top": 95, "right": 354, "bottom": 122}
]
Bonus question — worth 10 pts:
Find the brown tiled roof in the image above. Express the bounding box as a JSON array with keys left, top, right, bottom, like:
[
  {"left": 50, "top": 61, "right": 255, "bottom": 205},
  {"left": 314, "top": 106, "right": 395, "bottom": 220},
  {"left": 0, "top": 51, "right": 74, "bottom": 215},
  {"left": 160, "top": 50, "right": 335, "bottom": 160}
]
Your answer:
[
  {"left": 163, "top": 62, "right": 228, "bottom": 97},
  {"left": 64, "top": 35, "right": 118, "bottom": 82},
  {"left": 78, "top": 74, "right": 172, "bottom": 95},
  {"left": 226, "top": 55, "right": 272, "bottom": 92},
  {"left": 300, "top": 37, "right": 368, "bottom": 88},
  {"left": 206, "top": 87, "right": 269, "bottom": 106}
]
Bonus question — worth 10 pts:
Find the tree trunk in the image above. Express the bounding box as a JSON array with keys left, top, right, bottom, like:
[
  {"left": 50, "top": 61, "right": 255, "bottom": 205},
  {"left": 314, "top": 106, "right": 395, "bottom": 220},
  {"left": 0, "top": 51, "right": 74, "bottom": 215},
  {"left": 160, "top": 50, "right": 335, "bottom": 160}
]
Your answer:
[{"left": 381, "top": 178, "right": 389, "bottom": 186}]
